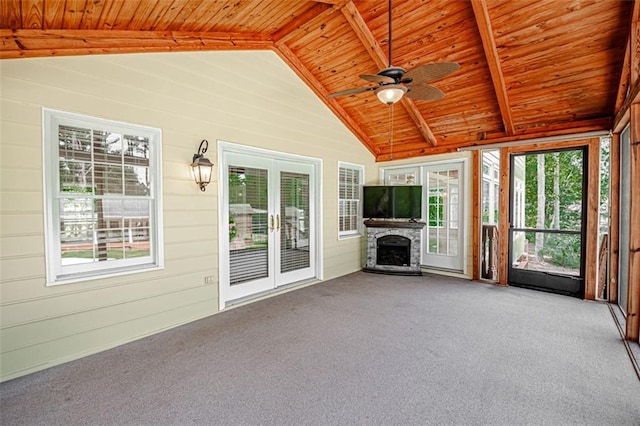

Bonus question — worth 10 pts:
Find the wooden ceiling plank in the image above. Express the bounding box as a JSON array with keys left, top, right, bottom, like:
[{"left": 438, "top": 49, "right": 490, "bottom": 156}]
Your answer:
[
  {"left": 95, "top": 0, "right": 122, "bottom": 30},
  {"left": 109, "top": 1, "right": 147, "bottom": 31},
  {"left": 62, "top": 0, "right": 88, "bottom": 30},
  {"left": 175, "top": 0, "right": 231, "bottom": 32},
  {"left": 138, "top": 1, "right": 175, "bottom": 31},
  {"left": 164, "top": 0, "right": 209, "bottom": 31},
  {"left": 631, "top": 0, "right": 640, "bottom": 84},
  {"left": 186, "top": 1, "right": 242, "bottom": 33},
  {"left": 79, "top": 0, "right": 111, "bottom": 30},
  {"left": 341, "top": 1, "right": 437, "bottom": 146},
  {"left": 42, "top": 0, "right": 65, "bottom": 29},
  {"left": 274, "top": 41, "right": 380, "bottom": 156},
  {"left": 470, "top": 0, "right": 514, "bottom": 136},
  {"left": 340, "top": 2, "right": 387, "bottom": 70},
  {"left": 21, "top": 0, "right": 43, "bottom": 29},
  {"left": 254, "top": 1, "right": 296, "bottom": 34},
  {"left": 148, "top": 0, "right": 189, "bottom": 31},
  {"left": 273, "top": 1, "right": 346, "bottom": 44},
  {"left": 126, "top": 1, "right": 166, "bottom": 31},
  {"left": 0, "top": 0, "right": 22, "bottom": 29}
]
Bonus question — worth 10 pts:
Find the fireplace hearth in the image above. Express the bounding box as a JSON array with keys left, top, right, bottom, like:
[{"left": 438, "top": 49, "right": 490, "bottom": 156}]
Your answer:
[
  {"left": 363, "top": 220, "right": 425, "bottom": 275},
  {"left": 377, "top": 235, "right": 411, "bottom": 266}
]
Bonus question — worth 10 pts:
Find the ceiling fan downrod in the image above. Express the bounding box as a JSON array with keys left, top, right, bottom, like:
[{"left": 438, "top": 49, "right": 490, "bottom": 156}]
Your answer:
[{"left": 388, "top": 0, "right": 393, "bottom": 67}]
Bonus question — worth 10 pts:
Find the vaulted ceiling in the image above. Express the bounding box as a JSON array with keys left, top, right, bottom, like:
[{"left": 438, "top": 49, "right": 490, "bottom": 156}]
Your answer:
[{"left": 0, "top": 0, "right": 634, "bottom": 161}]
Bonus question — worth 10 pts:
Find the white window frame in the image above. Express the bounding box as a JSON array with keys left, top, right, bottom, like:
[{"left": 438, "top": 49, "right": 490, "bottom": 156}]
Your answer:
[
  {"left": 43, "top": 108, "right": 164, "bottom": 285},
  {"left": 338, "top": 161, "right": 364, "bottom": 239}
]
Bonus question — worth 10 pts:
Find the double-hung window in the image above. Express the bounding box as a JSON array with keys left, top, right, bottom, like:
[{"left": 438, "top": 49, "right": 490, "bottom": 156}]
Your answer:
[
  {"left": 43, "top": 109, "right": 163, "bottom": 285},
  {"left": 338, "top": 162, "right": 364, "bottom": 238}
]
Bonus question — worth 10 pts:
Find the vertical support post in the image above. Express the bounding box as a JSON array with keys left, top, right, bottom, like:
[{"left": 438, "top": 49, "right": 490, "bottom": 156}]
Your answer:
[
  {"left": 584, "top": 138, "right": 600, "bottom": 300},
  {"left": 626, "top": 103, "right": 640, "bottom": 341},
  {"left": 609, "top": 132, "right": 620, "bottom": 303},
  {"left": 625, "top": 7, "right": 640, "bottom": 342},
  {"left": 498, "top": 147, "right": 510, "bottom": 285},
  {"left": 472, "top": 150, "right": 481, "bottom": 280}
]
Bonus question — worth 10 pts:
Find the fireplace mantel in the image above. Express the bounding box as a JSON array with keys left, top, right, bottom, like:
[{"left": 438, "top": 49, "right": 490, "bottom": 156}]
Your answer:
[
  {"left": 363, "top": 220, "right": 425, "bottom": 276},
  {"left": 364, "top": 220, "right": 426, "bottom": 229}
]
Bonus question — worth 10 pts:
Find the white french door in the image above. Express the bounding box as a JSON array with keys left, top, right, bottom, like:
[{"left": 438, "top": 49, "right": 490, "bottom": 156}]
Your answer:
[
  {"left": 383, "top": 160, "right": 466, "bottom": 272},
  {"left": 219, "top": 144, "right": 318, "bottom": 307},
  {"left": 422, "top": 163, "right": 465, "bottom": 271}
]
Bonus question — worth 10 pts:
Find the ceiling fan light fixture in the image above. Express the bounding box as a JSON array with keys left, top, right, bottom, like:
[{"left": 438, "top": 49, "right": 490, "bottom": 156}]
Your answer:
[{"left": 375, "top": 84, "right": 407, "bottom": 105}]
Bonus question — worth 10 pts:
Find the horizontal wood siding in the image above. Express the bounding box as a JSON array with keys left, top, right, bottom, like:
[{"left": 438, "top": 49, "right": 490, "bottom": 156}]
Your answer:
[{"left": 0, "top": 50, "right": 376, "bottom": 381}]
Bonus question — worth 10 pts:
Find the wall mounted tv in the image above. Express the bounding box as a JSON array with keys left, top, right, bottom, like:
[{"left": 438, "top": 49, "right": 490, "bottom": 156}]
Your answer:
[{"left": 362, "top": 185, "right": 423, "bottom": 220}]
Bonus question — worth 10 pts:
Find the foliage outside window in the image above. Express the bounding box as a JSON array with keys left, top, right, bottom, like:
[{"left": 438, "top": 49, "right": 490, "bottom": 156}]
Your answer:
[
  {"left": 43, "top": 109, "right": 163, "bottom": 284},
  {"left": 338, "top": 162, "right": 364, "bottom": 238},
  {"left": 523, "top": 149, "right": 584, "bottom": 270}
]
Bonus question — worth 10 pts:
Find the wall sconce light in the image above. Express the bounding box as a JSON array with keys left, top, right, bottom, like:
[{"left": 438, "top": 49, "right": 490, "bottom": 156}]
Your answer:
[{"left": 191, "top": 139, "right": 213, "bottom": 192}]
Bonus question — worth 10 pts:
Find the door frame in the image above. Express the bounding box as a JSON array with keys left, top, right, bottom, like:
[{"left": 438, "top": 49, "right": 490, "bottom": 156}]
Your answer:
[
  {"left": 507, "top": 147, "right": 588, "bottom": 298},
  {"left": 217, "top": 141, "right": 323, "bottom": 310},
  {"left": 499, "top": 138, "right": 600, "bottom": 299},
  {"left": 381, "top": 157, "right": 469, "bottom": 275}
]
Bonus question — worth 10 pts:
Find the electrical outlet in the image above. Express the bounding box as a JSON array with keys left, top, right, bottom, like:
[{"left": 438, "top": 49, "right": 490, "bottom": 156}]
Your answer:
[{"left": 204, "top": 275, "right": 216, "bottom": 284}]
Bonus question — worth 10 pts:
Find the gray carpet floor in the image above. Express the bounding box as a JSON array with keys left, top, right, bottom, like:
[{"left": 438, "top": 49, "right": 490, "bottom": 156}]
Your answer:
[{"left": 1, "top": 272, "right": 639, "bottom": 425}]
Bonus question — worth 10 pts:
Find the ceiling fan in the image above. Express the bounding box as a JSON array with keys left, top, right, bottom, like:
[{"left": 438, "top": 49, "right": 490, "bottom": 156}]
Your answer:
[{"left": 327, "top": 0, "right": 460, "bottom": 105}]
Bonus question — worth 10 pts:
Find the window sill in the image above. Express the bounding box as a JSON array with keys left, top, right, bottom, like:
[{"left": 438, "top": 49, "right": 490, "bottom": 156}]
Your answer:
[{"left": 47, "top": 263, "right": 165, "bottom": 286}]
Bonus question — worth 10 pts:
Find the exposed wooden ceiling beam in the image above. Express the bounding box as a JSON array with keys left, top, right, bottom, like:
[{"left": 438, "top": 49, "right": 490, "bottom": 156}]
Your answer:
[
  {"left": 273, "top": 42, "right": 380, "bottom": 156},
  {"left": 470, "top": 0, "right": 515, "bottom": 136},
  {"left": 613, "top": 0, "right": 640, "bottom": 131},
  {"left": 0, "top": 29, "right": 273, "bottom": 59},
  {"left": 376, "top": 117, "right": 613, "bottom": 162},
  {"left": 614, "top": 37, "right": 631, "bottom": 114},
  {"left": 310, "top": 0, "right": 344, "bottom": 4},
  {"left": 340, "top": 1, "right": 437, "bottom": 147}
]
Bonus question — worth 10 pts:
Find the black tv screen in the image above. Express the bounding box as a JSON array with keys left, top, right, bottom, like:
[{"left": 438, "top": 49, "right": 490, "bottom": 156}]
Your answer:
[
  {"left": 391, "top": 185, "right": 422, "bottom": 219},
  {"left": 363, "top": 185, "right": 422, "bottom": 219}
]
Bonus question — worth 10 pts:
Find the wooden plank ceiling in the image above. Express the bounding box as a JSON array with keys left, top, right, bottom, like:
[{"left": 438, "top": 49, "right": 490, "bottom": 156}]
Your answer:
[{"left": 0, "top": 0, "right": 633, "bottom": 161}]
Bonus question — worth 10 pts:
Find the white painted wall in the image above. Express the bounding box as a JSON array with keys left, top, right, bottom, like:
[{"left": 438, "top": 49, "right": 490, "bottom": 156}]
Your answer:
[{"left": 0, "top": 50, "right": 377, "bottom": 381}]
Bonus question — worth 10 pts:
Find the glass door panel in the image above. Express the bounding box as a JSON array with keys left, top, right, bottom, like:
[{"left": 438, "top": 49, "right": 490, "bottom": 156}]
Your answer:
[
  {"left": 619, "top": 125, "right": 631, "bottom": 314},
  {"left": 277, "top": 162, "right": 314, "bottom": 285},
  {"left": 422, "top": 163, "right": 464, "bottom": 271},
  {"left": 229, "top": 166, "right": 269, "bottom": 286},
  {"left": 220, "top": 149, "right": 317, "bottom": 305},
  {"left": 224, "top": 153, "right": 275, "bottom": 302},
  {"left": 508, "top": 148, "right": 586, "bottom": 298}
]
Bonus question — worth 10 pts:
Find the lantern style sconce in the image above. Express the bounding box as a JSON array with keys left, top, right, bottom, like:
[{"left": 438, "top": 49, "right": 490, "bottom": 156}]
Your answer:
[{"left": 191, "top": 140, "right": 213, "bottom": 192}]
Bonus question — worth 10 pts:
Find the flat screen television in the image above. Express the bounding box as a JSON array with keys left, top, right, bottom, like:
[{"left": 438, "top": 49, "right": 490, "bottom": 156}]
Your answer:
[{"left": 362, "top": 185, "right": 422, "bottom": 220}]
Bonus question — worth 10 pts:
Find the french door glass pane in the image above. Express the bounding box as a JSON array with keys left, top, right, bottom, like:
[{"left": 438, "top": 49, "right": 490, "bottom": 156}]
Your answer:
[
  {"left": 280, "top": 171, "right": 310, "bottom": 273},
  {"left": 426, "top": 169, "right": 459, "bottom": 256},
  {"left": 228, "top": 166, "right": 269, "bottom": 286}
]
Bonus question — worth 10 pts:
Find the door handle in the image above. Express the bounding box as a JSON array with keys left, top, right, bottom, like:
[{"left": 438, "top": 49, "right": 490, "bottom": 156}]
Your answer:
[
  {"left": 276, "top": 214, "right": 281, "bottom": 231},
  {"left": 269, "top": 214, "right": 275, "bottom": 232}
]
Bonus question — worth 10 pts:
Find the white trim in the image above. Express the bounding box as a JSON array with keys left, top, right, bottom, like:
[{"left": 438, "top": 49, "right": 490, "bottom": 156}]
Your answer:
[
  {"left": 42, "top": 108, "right": 164, "bottom": 285},
  {"left": 337, "top": 161, "right": 364, "bottom": 239},
  {"left": 217, "top": 140, "right": 323, "bottom": 310},
  {"left": 456, "top": 130, "right": 611, "bottom": 152},
  {"left": 381, "top": 158, "right": 469, "bottom": 275}
]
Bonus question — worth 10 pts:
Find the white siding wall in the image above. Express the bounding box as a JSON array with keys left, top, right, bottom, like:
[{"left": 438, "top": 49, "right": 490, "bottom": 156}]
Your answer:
[{"left": 0, "top": 50, "right": 377, "bottom": 381}]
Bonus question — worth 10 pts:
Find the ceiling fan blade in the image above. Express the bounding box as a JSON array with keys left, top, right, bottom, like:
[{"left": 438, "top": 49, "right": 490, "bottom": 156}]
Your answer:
[
  {"left": 360, "top": 74, "right": 395, "bottom": 84},
  {"left": 327, "top": 86, "right": 374, "bottom": 98},
  {"left": 405, "top": 84, "right": 445, "bottom": 101},
  {"left": 403, "top": 62, "right": 460, "bottom": 84}
]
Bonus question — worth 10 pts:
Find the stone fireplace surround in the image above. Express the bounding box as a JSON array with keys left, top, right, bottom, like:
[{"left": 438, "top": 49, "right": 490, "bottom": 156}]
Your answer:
[{"left": 363, "top": 219, "right": 426, "bottom": 276}]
